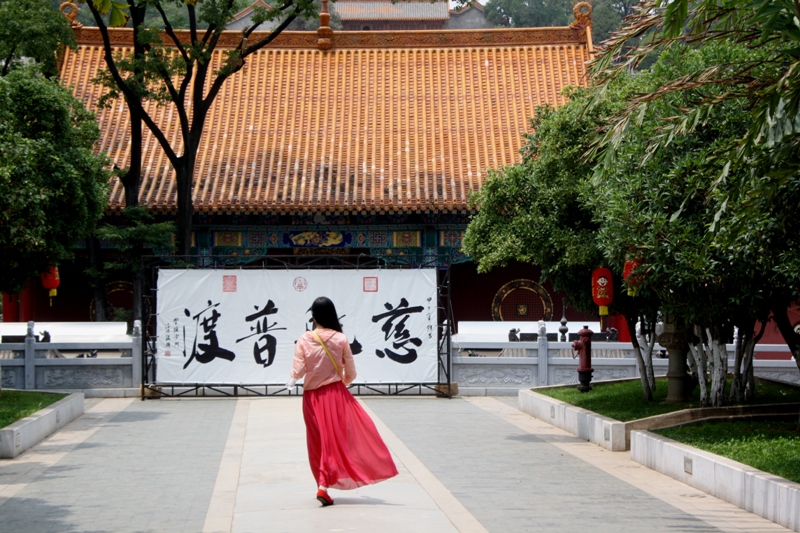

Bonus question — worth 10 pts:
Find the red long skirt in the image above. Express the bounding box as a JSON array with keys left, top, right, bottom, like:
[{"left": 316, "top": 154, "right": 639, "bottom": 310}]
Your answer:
[{"left": 302, "top": 381, "right": 398, "bottom": 490}]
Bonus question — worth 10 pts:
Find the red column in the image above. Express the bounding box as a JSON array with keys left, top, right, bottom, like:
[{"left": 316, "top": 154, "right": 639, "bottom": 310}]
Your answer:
[
  {"left": 3, "top": 281, "right": 35, "bottom": 322},
  {"left": 2, "top": 293, "right": 19, "bottom": 322}
]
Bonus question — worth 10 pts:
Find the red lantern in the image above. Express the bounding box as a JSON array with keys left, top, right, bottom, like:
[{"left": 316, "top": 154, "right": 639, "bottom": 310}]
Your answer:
[
  {"left": 623, "top": 257, "right": 643, "bottom": 296},
  {"left": 591, "top": 267, "right": 613, "bottom": 316},
  {"left": 41, "top": 266, "right": 60, "bottom": 307}
]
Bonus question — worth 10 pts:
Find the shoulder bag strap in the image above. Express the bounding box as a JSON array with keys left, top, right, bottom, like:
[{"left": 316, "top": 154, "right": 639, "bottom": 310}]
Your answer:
[{"left": 312, "top": 330, "right": 343, "bottom": 379}]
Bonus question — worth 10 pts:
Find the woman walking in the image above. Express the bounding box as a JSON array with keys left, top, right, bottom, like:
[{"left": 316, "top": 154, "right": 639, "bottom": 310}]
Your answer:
[{"left": 287, "top": 296, "right": 398, "bottom": 506}]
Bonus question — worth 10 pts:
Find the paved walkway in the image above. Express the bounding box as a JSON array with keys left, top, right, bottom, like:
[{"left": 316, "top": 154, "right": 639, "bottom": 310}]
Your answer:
[{"left": 0, "top": 395, "right": 791, "bottom": 533}]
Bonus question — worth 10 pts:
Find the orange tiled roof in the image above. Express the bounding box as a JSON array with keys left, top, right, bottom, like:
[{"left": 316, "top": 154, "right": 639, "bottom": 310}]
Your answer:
[{"left": 61, "top": 24, "right": 592, "bottom": 215}]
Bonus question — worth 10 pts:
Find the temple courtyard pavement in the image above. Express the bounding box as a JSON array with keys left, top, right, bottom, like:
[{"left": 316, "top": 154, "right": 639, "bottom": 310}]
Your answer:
[{"left": 0, "top": 395, "right": 791, "bottom": 533}]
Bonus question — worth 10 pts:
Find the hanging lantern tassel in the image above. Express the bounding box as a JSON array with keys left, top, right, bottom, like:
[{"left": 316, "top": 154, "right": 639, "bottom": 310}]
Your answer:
[
  {"left": 591, "top": 267, "right": 613, "bottom": 329},
  {"left": 41, "top": 266, "right": 60, "bottom": 307}
]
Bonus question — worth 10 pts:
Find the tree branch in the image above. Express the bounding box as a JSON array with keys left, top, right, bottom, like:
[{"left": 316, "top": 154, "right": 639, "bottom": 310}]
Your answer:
[
  {"left": 244, "top": 0, "right": 296, "bottom": 40},
  {"left": 243, "top": 8, "right": 300, "bottom": 57},
  {"left": 2, "top": 44, "right": 16, "bottom": 76},
  {"left": 188, "top": 4, "right": 198, "bottom": 46},
  {"left": 154, "top": 1, "right": 190, "bottom": 63},
  {"left": 85, "top": 1, "right": 179, "bottom": 167}
]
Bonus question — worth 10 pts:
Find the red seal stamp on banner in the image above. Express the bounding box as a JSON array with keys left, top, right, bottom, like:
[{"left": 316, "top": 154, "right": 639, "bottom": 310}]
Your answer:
[
  {"left": 293, "top": 276, "right": 308, "bottom": 292},
  {"left": 363, "top": 276, "right": 378, "bottom": 292},
  {"left": 223, "top": 275, "right": 237, "bottom": 292}
]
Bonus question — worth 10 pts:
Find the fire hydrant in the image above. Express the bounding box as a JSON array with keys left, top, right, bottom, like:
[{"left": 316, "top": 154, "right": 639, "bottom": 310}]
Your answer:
[{"left": 572, "top": 325, "right": 594, "bottom": 392}]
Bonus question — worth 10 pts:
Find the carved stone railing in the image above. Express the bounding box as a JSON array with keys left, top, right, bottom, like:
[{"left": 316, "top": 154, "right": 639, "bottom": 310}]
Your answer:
[
  {"left": 451, "top": 323, "right": 799, "bottom": 395},
  {"left": 0, "top": 321, "right": 142, "bottom": 393}
]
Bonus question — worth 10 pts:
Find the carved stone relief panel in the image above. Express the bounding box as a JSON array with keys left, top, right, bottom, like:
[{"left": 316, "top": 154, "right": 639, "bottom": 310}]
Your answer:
[
  {"left": 455, "top": 366, "right": 534, "bottom": 386},
  {"left": 552, "top": 366, "right": 634, "bottom": 385},
  {"left": 591, "top": 367, "right": 635, "bottom": 381},
  {"left": 1, "top": 368, "right": 18, "bottom": 388},
  {"left": 552, "top": 368, "right": 579, "bottom": 385},
  {"left": 42, "top": 368, "right": 124, "bottom": 388}
]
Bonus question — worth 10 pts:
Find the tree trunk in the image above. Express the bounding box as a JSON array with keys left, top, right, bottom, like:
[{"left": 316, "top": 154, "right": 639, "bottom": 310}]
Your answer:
[
  {"left": 730, "top": 324, "right": 747, "bottom": 403},
  {"left": 627, "top": 314, "right": 653, "bottom": 401},
  {"left": 687, "top": 342, "right": 707, "bottom": 407},
  {"left": 643, "top": 312, "right": 657, "bottom": 391},
  {"left": 729, "top": 318, "right": 760, "bottom": 403},
  {"left": 86, "top": 235, "right": 108, "bottom": 321},
  {"left": 175, "top": 155, "right": 195, "bottom": 257},
  {"left": 742, "top": 334, "right": 756, "bottom": 402},
  {"left": 132, "top": 268, "right": 144, "bottom": 335},
  {"left": 121, "top": 110, "right": 142, "bottom": 209},
  {"left": 706, "top": 326, "right": 728, "bottom": 407},
  {"left": 688, "top": 326, "right": 709, "bottom": 407}
]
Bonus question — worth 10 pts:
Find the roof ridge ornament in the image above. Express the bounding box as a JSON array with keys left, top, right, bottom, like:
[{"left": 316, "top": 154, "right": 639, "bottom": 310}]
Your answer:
[
  {"left": 569, "top": 2, "right": 592, "bottom": 30},
  {"left": 317, "top": 0, "right": 334, "bottom": 51},
  {"left": 60, "top": 0, "right": 83, "bottom": 28}
]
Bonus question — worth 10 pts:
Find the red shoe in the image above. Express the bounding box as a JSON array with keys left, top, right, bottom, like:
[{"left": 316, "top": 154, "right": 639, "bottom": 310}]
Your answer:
[{"left": 316, "top": 489, "right": 334, "bottom": 506}]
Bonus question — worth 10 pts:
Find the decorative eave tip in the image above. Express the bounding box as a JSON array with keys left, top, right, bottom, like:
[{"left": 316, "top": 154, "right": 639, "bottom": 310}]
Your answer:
[
  {"left": 569, "top": 2, "right": 592, "bottom": 30},
  {"left": 317, "top": 0, "right": 333, "bottom": 51}
]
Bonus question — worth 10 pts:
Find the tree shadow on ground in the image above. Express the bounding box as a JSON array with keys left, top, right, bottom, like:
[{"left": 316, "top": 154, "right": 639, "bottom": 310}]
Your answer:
[{"left": 0, "top": 496, "right": 108, "bottom": 533}]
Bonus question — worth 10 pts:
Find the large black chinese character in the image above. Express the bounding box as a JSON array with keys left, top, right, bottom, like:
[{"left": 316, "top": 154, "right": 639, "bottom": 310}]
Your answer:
[
  {"left": 236, "top": 300, "right": 286, "bottom": 367},
  {"left": 183, "top": 301, "right": 236, "bottom": 369},
  {"left": 371, "top": 298, "right": 423, "bottom": 364}
]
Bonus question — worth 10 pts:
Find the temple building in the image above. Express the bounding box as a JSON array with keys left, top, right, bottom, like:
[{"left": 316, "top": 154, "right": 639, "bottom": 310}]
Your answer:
[
  {"left": 228, "top": 0, "right": 493, "bottom": 32},
  {"left": 4, "top": 3, "right": 599, "bottom": 331},
  {"left": 335, "top": 0, "right": 449, "bottom": 31},
  {"left": 446, "top": 2, "right": 494, "bottom": 30}
]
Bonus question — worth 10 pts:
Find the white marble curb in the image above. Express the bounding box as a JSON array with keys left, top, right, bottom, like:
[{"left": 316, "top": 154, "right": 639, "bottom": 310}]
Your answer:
[
  {"left": 518, "top": 388, "right": 626, "bottom": 451},
  {"left": 0, "top": 392, "right": 84, "bottom": 459},
  {"left": 631, "top": 429, "right": 800, "bottom": 532},
  {"left": 459, "top": 387, "right": 520, "bottom": 396}
]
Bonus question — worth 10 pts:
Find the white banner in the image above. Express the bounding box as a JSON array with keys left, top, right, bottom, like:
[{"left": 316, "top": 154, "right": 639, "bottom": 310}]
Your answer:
[{"left": 156, "top": 269, "right": 438, "bottom": 385}]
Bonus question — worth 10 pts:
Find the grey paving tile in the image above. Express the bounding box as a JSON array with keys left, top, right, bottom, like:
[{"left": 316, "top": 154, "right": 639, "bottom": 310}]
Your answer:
[
  {"left": 0, "top": 395, "right": 790, "bottom": 533},
  {"left": 363, "top": 397, "right": 722, "bottom": 533},
  {"left": 0, "top": 399, "right": 235, "bottom": 533}
]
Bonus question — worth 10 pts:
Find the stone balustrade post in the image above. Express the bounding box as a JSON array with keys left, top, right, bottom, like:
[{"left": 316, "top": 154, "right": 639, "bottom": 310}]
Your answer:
[
  {"left": 538, "top": 320, "right": 549, "bottom": 385},
  {"left": 24, "top": 321, "right": 35, "bottom": 389},
  {"left": 131, "top": 320, "right": 142, "bottom": 387}
]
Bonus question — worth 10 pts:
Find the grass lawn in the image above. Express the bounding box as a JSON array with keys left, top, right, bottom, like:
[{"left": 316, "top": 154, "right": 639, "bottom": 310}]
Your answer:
[
  {"left": 0, "top": 390, "right": 67, "bottom": 428},
  {"left": 535, "top": 378, "right": 800, "bottom": 422},
  {"left": 655, "top": 420, "right": 800, "bottom": 484},
  {"left": 536, "top": 378, "right": 800, "bottom": 483}
]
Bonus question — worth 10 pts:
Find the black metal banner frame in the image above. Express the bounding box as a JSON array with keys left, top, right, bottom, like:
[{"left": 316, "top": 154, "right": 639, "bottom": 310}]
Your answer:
[{"left": 140, "top": 254, "right": 452, "bottom": 399}]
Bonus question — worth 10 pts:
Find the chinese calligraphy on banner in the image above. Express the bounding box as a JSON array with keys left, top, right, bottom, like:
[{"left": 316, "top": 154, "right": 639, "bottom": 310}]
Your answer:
[{"left": 156, "top": 269, "right": 438, "bottom": 385}]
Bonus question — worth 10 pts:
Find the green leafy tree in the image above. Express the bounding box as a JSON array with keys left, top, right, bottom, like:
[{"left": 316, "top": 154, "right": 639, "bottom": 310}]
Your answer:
[
  {"left": 86, "top": 0, "right": 324, "bottom": 258},
  {"left": 483, "top": 0, "right": 636, "bottom": 43},
  {"left": 0, "top": 67, "right": 109, "bottom": 294},
  {"left": 590, "top": 0, "right": 800, "bottom": 380},
  {"left": 0, "top": 0, "right": 75, "bottom": 77},
  {"left": 463, "top": 80, "right": 662, "bottom": 400},
  {"left": 484, "top": 0, "right": 572, "bottom": 29},
  {"left": 589, "top": 42, "right": 775, "bottom": 406}
]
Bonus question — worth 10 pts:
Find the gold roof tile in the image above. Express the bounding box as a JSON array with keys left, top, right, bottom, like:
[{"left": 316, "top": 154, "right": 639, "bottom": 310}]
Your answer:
[{"left": 61, "top": 27, "right": 591, "bottom": 214}]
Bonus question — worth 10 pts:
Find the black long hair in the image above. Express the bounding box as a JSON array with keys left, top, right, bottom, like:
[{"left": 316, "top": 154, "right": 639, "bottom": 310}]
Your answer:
[{"left": 311, "top": 296, "right": 342, "bottom": 332}]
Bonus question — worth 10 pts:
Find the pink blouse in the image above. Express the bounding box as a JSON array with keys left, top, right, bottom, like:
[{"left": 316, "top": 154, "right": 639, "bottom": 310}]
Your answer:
[{"left": 291, "top": 328, "right": 356, "bottom": 391}]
